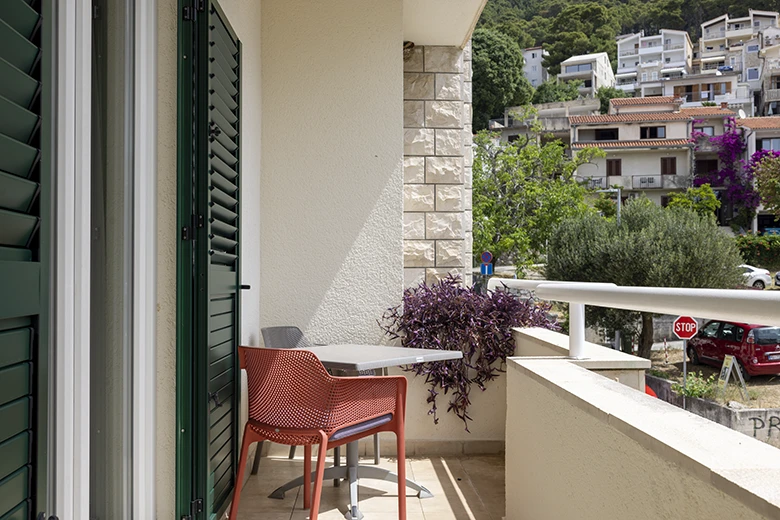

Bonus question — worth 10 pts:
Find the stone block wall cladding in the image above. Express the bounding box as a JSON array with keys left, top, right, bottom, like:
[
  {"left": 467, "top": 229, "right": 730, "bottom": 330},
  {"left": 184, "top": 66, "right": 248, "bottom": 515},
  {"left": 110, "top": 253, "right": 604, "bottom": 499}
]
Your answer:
[{"left": 403, "top": 43, "right": 473, "bottom": 288}]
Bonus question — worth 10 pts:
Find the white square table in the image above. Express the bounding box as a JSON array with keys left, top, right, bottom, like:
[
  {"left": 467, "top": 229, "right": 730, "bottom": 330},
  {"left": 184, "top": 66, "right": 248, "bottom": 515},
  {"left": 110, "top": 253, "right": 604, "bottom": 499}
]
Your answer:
[{"left": 267, "top": 344, "right": 463, "bottom": 520}]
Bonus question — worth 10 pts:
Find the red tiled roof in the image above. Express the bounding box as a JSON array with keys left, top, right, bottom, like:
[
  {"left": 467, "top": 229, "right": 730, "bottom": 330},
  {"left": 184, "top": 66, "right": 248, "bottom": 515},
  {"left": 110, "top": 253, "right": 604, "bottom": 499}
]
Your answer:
[
  {"left": 570, "top": 108, "right": 734, "bottom": 124},
  {"left": 736, "top": 117, "right": 780, "bottom": 129},
  {"left": 572, "top": 139, "right": 692, "bottom": 149},
  {"left": 611, "top": 96, "right": 681, "bottom": 106}
]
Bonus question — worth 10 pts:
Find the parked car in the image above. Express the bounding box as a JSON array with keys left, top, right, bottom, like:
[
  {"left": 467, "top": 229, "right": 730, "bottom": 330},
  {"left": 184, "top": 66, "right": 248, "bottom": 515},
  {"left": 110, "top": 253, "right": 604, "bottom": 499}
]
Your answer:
[
  {"left": 740, "top": 264, "right": 772, "bottom": 289},
  {"left": 687, "top": 321, "right": 780, "bottom": 380},
  {"left": 775, "top": 271, "right": 780, "bottom": 287}
]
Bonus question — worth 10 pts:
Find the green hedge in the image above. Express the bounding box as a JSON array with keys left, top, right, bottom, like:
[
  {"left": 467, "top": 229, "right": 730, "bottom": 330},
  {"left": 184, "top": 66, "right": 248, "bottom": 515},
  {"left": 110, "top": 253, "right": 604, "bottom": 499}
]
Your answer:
[{"left": 735, "top": 234, "right": 780, "bottom": 268}]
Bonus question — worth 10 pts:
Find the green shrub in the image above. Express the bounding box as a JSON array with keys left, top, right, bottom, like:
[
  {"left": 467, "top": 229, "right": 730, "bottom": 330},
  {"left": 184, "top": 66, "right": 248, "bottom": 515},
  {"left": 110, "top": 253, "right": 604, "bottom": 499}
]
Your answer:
[
  {"left": 735, "top": 234, "right": 780, "bottom": 268},
  {"left": 671, "top": 372, "right": 717, "bottom": 399}
]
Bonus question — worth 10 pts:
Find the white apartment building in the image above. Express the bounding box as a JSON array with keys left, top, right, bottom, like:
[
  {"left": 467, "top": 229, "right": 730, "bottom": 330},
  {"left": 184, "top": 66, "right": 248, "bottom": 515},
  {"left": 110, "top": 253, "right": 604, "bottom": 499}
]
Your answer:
[
  {"left": 523, "top": 46, "right": 549, "bottom": 87},
  {"left": 489, "top": 98, "right": 601, "bottom": 144},
  {"left": 557, "top": 52, "right": 615, "bottom": 96},
  {"left": 615, "top": 30, "right": 694, "bottom": 96},
  {"left": 698, "top": 10, "right": 778, "bottom": 77},
  {"left": 737, "top": 117, "right": 780, "bottom": 232},
  {"left": 570, "top": 98, "right": 734, "bottom": 206},
  {"left": 662, "top": 71, "right": 753, "bottom": 114}
]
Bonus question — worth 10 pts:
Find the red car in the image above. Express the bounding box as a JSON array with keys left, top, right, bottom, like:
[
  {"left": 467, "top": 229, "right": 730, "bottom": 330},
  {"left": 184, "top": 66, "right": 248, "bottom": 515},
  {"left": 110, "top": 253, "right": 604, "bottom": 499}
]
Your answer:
[{"left": 687, "top": 321, "right": 780, "bottom": 380}]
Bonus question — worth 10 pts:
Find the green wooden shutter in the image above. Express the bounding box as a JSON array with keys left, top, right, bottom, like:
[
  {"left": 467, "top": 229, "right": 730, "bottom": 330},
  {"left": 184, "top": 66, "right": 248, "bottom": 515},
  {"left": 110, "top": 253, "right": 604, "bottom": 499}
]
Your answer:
[
  {"left": 178, "top": 1, "right": 241, "bottom": 518},
  {"left": 0, "top": 1, "right": 49, "bottom": 519}
]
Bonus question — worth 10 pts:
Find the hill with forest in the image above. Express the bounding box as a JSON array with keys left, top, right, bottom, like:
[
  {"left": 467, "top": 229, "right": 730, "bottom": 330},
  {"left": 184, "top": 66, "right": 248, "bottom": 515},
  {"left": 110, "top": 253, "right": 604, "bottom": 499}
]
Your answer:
[{"left": 477, "top": 0, "right": 780, "bottom": 74}]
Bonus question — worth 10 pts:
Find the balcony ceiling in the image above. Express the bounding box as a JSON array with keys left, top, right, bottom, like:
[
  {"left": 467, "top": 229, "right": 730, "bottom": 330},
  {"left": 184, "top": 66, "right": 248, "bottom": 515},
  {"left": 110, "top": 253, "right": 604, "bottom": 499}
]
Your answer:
[{"left": 403, "top": 0, "right": 488, "bottom": 48}]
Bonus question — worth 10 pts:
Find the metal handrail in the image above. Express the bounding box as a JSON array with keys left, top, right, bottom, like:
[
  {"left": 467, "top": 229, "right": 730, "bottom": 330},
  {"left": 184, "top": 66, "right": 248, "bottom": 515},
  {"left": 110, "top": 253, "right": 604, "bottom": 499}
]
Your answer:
[{"left": 534, "top": 284, "right": 780, "bottom": 327}]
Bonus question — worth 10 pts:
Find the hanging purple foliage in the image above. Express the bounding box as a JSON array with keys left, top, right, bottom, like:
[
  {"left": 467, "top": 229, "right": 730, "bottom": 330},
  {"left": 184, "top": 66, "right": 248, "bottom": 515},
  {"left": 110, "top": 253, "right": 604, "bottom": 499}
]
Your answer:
[
  {"left": 690, "top": 117, "right": 759, "bottom": 212},
  {"left": 379, "top": 275, "right": 558, "bottom": 430}
]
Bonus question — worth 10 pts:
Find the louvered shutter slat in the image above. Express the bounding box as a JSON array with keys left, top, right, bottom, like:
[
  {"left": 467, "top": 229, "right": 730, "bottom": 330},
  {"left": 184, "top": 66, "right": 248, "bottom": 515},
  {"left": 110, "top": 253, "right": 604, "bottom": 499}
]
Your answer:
[
  {"left": 0, "top": 0, "right": 40, "bottom": 39},
  {"left": 0, "top": 19, "right": 39, "bottom": 73}
]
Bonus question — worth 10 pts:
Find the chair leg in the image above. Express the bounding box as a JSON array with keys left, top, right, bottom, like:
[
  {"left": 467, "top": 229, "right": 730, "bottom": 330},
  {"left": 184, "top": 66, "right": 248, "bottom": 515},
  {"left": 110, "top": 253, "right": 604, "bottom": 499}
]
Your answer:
[
  {"left": 250, "top": 440, "right": 264, "bottom": 475},
  {"left": 397, "top": 428, "right": 406, "bottom": 519},
  {"left": 373, "top": 433, "right": 380, "bottom": 464},
  {"left": 333, "top": 446, "right": 341, "bottom": 487},
  {"left": 310, "top": 433, "right": 329, "bottom": 520},
  {"left": 303, "top": 444, "right": 312, "bottom": 510},
  {"left": 229, "top": 425, "right": 260, "bottom": 519},
  {"left": 289, "top": 445, "right": 297, "bottom": 459}
]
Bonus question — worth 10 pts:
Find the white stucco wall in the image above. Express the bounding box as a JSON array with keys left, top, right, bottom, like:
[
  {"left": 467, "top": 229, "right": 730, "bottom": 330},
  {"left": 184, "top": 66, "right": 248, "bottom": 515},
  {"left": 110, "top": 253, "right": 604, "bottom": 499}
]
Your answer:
[{"left": 259, "top": 0, "right": 404, "bottom": 345}]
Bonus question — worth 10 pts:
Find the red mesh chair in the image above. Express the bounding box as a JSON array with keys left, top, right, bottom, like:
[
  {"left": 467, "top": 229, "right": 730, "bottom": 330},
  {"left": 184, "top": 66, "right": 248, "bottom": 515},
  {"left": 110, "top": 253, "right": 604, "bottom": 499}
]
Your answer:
[{"left": 229, "top": 346, "right": 408, "bottom": 520}]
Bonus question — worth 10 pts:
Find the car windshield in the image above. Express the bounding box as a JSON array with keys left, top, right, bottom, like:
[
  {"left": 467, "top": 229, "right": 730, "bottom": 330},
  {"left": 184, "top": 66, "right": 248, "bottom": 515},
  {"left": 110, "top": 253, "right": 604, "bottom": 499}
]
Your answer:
[{"left": 754, "top": 327, "right": 780, "bottom": 345}]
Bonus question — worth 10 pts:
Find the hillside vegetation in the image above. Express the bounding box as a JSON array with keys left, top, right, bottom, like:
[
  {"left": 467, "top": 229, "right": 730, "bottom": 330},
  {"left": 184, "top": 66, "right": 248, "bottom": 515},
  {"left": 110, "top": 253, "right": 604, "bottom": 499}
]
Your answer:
[{"left": 478, "top": 0, "right": 780, "bottom": 74}]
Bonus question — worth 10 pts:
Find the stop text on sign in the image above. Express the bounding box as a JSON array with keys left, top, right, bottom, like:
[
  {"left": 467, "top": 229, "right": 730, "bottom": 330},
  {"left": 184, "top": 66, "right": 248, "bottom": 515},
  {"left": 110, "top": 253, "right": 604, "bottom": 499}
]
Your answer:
[{"left": 673, "top": 316, "right": 698, "bottom": 340}]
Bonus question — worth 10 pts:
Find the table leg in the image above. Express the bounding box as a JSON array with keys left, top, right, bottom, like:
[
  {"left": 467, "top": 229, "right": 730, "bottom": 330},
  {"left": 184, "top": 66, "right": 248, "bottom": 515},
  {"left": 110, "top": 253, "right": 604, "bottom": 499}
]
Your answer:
[
  {"left": 345, "top": 441, "right": 362, "bottom": 520},
  {"left": 268, "top": 466, "right": 349, "bottom": 499}
]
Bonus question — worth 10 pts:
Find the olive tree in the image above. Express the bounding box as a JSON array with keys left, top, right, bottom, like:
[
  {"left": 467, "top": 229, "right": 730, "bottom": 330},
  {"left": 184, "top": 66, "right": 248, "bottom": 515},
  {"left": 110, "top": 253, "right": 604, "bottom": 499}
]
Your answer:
[{"left": 546, "top": 197, "right": 743, "bottom": 358}]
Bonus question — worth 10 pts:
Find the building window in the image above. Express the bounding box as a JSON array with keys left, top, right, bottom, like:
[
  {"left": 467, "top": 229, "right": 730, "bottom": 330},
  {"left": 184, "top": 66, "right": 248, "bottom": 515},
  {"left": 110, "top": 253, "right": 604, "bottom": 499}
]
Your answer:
[
  {"left": 607, "top": 158, "right": 622, "bottom": 176},
  {"left": 696, "top": 126, "right": 715, "bottom": 136},
  {"left": 747, "top": 68, "right": 760, "bottom": 80},
  {"left": 755, "top": 20, "right": 761, "bottom": 27},
  {"left": 532, "top": 52, "right": 536, "bottom": 58},
  {"left": 665, "top": 57, "right": 671, "bottom": 63},
  {"left": 695, "top": 159, "right": 719, "bottom": 175},
  {"left": 748, "top": 44, "right": 760, "bottom": 52},
  {"left": 640, "top": 126, "right": 666, "bottom": 139},
  {"left": 652, "top": 71, "right": 658, "bottom": 80},
  {"left": 595, "top": 128, "right": 619, "bottom": 140},
  {"left": 508, "top": 135, "right": 520, "bottom": 143},
  {"left": 565, "top": 63, "right": 593, "bottom": 73},
  {"left": 641, "top": 72, "right": 647, "bottom": 81},
  {"left": 532, "top": 65, "right": 537, "bottom": 71},
  {"left": 583, "top": 79, "right": 593, "bottom": 88},
  {"left": 760, "top": 138, "right": 780, "bottom": 150},
  {"left": 661, "top": 157, "right": 677, "bottom": 175}
]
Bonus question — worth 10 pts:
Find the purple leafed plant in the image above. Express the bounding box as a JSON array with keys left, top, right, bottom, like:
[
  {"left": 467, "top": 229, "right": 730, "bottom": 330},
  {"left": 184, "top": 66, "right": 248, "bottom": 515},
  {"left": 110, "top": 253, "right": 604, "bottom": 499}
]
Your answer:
[{"left": 379, "top": 275, "right": 558, "bottom": 430}]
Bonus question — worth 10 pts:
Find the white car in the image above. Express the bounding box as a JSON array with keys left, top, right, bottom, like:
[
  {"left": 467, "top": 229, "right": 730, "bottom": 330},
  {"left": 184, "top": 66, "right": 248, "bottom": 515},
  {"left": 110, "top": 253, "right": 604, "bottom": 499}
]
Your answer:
[{"left": 740, "top": 264, "right": 772, "bottom": 290}]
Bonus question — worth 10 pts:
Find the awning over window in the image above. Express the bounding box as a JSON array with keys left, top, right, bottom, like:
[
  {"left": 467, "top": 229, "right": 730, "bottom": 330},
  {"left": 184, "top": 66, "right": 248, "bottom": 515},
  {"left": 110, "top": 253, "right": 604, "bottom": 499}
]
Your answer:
[
  {"left": 661, "top": 67, "right": 685, "bottom": 74},
  {"left": 616, "top": 72, "right": 638, "bottom": 78},
  {"left": 701, "top": 56, "right": 726, "bottom": 63}
]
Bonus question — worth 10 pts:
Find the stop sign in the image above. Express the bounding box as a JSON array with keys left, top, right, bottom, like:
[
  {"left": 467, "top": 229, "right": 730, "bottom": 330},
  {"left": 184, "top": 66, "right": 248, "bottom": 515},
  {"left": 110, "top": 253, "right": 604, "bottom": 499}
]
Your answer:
[{"left": 673, "top": 316, "right": 698, "bottom": 340}]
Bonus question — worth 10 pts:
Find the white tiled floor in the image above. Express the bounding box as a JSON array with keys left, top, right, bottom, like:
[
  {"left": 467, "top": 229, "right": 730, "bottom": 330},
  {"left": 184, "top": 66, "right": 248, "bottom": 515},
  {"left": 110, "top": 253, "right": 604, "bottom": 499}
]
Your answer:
[{"left": 234, "top": 444, "right": 505, "bottom": 520}]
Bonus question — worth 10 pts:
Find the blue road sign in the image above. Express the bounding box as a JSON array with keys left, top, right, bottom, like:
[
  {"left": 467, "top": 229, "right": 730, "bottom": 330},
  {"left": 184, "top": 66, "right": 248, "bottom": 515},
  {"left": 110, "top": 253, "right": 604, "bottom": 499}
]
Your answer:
[
  {"left": 480, "top": 263, "right": 493, "bottom": 275},
  {"left": 481, "top": 251, "right": 493, "bottom": 264}
]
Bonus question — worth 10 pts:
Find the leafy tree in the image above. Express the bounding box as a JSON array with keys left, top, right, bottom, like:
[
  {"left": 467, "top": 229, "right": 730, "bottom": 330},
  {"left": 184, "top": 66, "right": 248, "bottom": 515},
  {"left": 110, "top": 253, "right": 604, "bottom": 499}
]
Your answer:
[
  {"left": 547, "top": 197, "right": 743, "bottom": 358},
  {"left": 593, "top": 193, "right": 618, "bottom": 218},
  {"left": 751, "top": 151, "right": 780, "bottom": 219},
  {"left": 472, "top": 28, "right": 533, "bottom": 130},
  {"left": 542, "top": 32, "right": 593, "bottom": 75},
  {"left": 473, "top": 110, "right": 606, "bottom": 267},
  {"left": 666, "top": 184, "right": 721, "bottom": 216},
  {"left": 595, "top": 86, "right": 628, "bottom": 114},
  {"left": 531, "top": 79, "right": 583, "bottom": 104}
]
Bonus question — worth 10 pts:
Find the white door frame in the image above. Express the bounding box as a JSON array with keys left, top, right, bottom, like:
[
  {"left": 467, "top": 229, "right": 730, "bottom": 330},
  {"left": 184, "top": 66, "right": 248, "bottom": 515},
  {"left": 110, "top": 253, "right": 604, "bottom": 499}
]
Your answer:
[
  {"left": 53, "top": 1, "right": 92, "bottom": 518},
  {"left": 52, "top": 1, "right": 158, "bottom": 518}
]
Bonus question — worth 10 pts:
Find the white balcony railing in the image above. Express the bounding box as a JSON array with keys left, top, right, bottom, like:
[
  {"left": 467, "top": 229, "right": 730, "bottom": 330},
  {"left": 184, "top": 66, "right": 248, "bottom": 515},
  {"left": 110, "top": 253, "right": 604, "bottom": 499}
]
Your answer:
[
  {"left": 663, "top": 43, "right": 684, "bottom": 51},
  {"left": 632, "top": 175, "right": 662, "bottom": 189},
  {"left": 765, "top": 89, "right": 780, "bottom": 102}
]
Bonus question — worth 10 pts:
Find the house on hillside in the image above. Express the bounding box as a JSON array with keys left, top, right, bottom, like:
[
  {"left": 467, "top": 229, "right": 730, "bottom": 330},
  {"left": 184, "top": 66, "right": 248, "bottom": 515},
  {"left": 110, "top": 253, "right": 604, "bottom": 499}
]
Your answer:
[
  {"left": 557, "top": 52, "right": 615, "bottom": 97},
  {"left": 523, "top": 46, "right": 549, "bottom": 87},
  {"left": 737, "top": 117, "right": 780, "bottom": 232},
  {"left": 570, "top": 97, "right": 735, "bottom": 209},
  {"left": 615, "top": 30, "right": 694, "bottom": 97},
  {"left": 489, "top": 98, "right": 601, "bottom": 145}
]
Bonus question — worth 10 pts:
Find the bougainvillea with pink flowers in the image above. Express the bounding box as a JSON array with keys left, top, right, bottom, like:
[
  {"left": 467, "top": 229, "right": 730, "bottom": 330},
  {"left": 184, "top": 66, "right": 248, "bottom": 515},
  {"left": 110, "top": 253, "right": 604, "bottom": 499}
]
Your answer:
[{"left": 690, "top": 117, "right": 759, "bottom": 229}]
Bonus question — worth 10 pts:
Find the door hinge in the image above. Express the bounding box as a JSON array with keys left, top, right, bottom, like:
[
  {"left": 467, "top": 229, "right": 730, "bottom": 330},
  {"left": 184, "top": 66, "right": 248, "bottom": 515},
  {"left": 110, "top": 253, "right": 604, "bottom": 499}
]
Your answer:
[
  {"left": 181, "top": 215, "right": 204, "bottom": 241},
  {"left": 180, "top": 498, "right": 203, "bottom": 520},
  {"left": 183, "top": 6, "right": 195, "bottom": 21}
]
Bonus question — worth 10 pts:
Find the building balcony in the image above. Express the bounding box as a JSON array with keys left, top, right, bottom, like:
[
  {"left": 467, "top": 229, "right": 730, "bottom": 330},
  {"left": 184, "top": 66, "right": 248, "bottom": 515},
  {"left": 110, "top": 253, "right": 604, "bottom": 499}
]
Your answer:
[
  {"left": 639, "top": 60, "right": 661, "bottom": 68},
  {"left": 726, "top": 27, "right": 754, "bottom": 39},
  {"left": 663, "top": 43, "right": 686, "bottom": 51},
  {"left": 619, "top": 49, "right": 638, "bottom": 57},
  {"left": 765, "top": 89, "right": 780, "bottom": 102},
  {"left": 639, "top": 45, "right": 663, "bottom": 55},
  {"left": 662, "top": 174, "right": 690, "bottom": 189},
  {"left": 616, "top": 82, "right": 637, "bottom": 91},
  {"left": 632, "top": 174, "right": 663, "bottom": 189}
]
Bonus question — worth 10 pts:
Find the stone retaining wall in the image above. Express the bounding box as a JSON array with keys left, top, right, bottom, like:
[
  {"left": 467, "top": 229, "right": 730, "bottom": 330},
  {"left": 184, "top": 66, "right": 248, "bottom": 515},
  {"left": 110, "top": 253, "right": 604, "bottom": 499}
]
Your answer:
[
  {"left": 403, "top": 44, "right": 472, "bottom": 287},
  {"left": 646, "top": 374, "right": 780, "bottom": 448}
]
